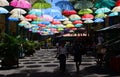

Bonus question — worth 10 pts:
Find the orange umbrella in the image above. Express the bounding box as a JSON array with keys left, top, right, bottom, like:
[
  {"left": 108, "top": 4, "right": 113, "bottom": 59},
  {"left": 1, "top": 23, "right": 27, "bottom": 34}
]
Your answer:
[{"left": 25, "top": 14, "right": 37, "bottom": 20}]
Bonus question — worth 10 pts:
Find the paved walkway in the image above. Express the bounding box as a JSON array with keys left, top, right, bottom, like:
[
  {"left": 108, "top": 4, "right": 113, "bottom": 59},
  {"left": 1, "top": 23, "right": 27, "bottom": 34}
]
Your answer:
[{"left": 0, "top": 49, "right": 120, "bottom": 77}]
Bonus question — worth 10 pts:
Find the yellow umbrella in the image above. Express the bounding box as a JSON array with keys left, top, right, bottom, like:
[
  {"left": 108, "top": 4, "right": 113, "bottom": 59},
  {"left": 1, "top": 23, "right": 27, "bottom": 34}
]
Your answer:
[
  {"left": 95, "top": 13, "right": 107, "bottom": 18},
  {"left": 66, "top": 23, "right": 74, "bottom": 28},
  {"left": 63, "top": 20, "right": 72, "bottom": 24}
]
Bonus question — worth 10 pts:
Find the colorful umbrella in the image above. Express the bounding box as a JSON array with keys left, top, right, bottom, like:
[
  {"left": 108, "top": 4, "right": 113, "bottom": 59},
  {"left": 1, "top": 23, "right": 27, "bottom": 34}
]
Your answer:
[
  {"left": 51, "top": 21, "right": 61, "bottom": 25},
  {"left": 74, "top": 24, "right": 83, "bottom": 28},
  {"left": 28, "top": 9, "right": 43, "bottom": 16},
  {"left": 95, "top": 13, "right": 107, "bottom": 18},
  {"left": 94, "top": 18, "right": 104, "bottom": 23},
  {"left": 53, "top": 15, "right": 69, "bottom": 21},
  {"left": 9, "top": 13, "right": 24, "bottom": 19},
  {"left": 55, "top": 1, "right": 74, "bottom": 10},
  {"left": 69, "top": 14, "right": 81, "bottom": 21},
  {"left": 18, "top": 20, "right": 31, "bottom": 27},
  {"left": 112, "top": 6, "right": 120, "bottom": 12},
  {"left": 82, "top": 14, "right": 94, "bottom": 20},
  {"left": 74, "top": 0, "right": 93, "bottom": 9},
  {"left": 32, "top": 0, "right": 52, "bottom": 9},
  {"left": 62, "top": 10, "right": 77, "bottom": 16},
  {"left": 8, "top": 17, "right": 19, "bottom": 21},
  {"left": 63, "top": 20, "right": 72, "bottom": 25},
  {"left": 109, "top": 12, "right": 118, "bottom": 16},
  {"left": 10, "top": 0, "right": 31, "bottom": 9},
  {"left": 94, "top": 0, "right": 115, "bottom": 8},
  {"left": 84, "top": 19, "right": 94, "bottom": 23},
  {"left": 66, "top": 24, "right": 74, "bottom": 28},
  {"left": 10, "top": 8, "right": 27, "bottom": 14},
  {"left": 0, "top": 7, "right": 9, "bottom": 14},
  {"left": 73, "top": 20, "right": 83, "bottom": 24},
  {"left": 25, "top": 14, "right": 37, "bottom": 20},
  {"left": 78, "top": 9, "right": 93, "bottom": 15},
  {"left": 0, "top": 0, "right": 9, "bottom": 6},
  {"left": 95, "top": 7, "right": 111, "bottom": 14},
  {"left": 116, "top": 0, "right": 120, "bottom": 6},
  {"left": 40, "top": 14, "right": 53, "bottom": 22}
]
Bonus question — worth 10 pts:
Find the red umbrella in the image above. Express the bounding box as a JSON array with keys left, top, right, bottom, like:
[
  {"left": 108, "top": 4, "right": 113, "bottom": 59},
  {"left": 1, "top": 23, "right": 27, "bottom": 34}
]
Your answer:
[
  {"left": 62, "top": 10, "right": 77, "bottom": 16},
  {"left": 73, "top": 20, "right": 83, "bottom": 24},
  {"left": 82, "top": 14, "right": 94, "bottom": 20},
  {"left": 38, "top": 24, "right": 46, "bottom": 27},
  {"left": 51, "top": 21, "right": 61, "bottom": 25},
  {"left": 25, "top": 14, "right": 37, "bottom": 20},
  {"left": 116, "top": 0, "right": 120, "bottom": 6}
]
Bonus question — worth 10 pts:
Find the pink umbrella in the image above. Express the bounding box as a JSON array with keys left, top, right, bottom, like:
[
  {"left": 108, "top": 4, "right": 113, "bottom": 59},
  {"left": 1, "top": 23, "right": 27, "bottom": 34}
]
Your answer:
[
  {"left": 40, "top": 15, "right": 53, "bottom": 22},
  {"left": 82, "top": 14, "right": 94, "bottom": 20},
  {"left": 10, "top": 0, "right": 31, "bottom": 9}
]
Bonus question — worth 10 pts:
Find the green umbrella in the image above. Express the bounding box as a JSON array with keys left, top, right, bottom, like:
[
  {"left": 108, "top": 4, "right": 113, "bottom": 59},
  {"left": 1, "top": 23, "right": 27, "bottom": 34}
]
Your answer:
[
  {"left": 95, "top": 13, "right": 107, "bottom": 18},
  {"left": 74, "top": 0, "right": 93, "bottom": 10},
  {"left": 32, "top": 0, "right": 52, "bottom": 9},
  {"left": 78, "top": 9, "right": 93, "bottom": 15},
  {"left": 94, "top": 0, "right": 115, "bottom": 8}
]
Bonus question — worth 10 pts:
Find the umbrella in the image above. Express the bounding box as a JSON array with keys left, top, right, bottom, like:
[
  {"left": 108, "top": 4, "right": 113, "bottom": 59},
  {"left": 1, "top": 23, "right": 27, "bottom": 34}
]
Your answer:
[
  {"left": 28, "top": 9, "right": 43, "bottom": 16},
  {"left": 25, "top": 14, "right": 37, "bottom": 20},
  {"left": 51, "top": 21, "right": 61, "bottom": 25},
  {"left": 69, "top": 14, "right": 81, "bottom": 21},
  {"left": 73, "top": 20, "right": 83, "bottom": 24},
  {"left": 94, "top": 18, "right": 104, "bottom": 23},
  {"left": 55, "top": 1, "right": 74, "bottom": 10},
  {"left": 39, "top": 21, "right": 50, "bottom": 25},
  {"left": 0, "top": 0, "right": 9, "bottom": 6},
  {"left": 95, "top": 13, "right": 107, "bottom": 18},
  {"left": 63, "top": 20, "right": 72, "bottom": 25},
  {"left": 40, "top": 14, "right": 53, "bottom": 22},
  {"left": 62, "top": 10, "right": 77, "bottom": 16},
  {"left": 53, "top": 15, "right": 69, "bottom": 21},
  {"left": 8, "top": 17, "right": 19, "bottom": 21},
  {"left": 78, "top": 9, "right": 93, "bottom": 15},
  {"left": 94, "top": 0, "right": 115, "bottom": 8},
  {"left": 9, "top": 13, "right": 24, "bottom": 19},
  {"left": 32, "top": 0, "right": 52, "bottom": 9},
  {"left": 116, "top": 0, "right": 120, "bottom": 6},
  {"left": 95, "top": 7, "right": 111, "bottom": 14},
  {"left": 31, "top": 20, "right": 40, "bottom": 24},
  {"left": 82, "top": 14, "right": 94, "bottom": 20},
  {"left": 10, "top": 0, "right": 31, "bottom": 9},
  {"left": 84, "top": 19, "right": 94, "bottom": 23},
  {"left": 0, "top": 7, "right": 9, "bottom": 14},
  {"left": 18, "top": 20, "right": 31, "bottom": 27},
  {"left": 109, "top": 12, "right": 118, "bottom": 16},
  {"left": 74, "top": 0, "right": 93, "bottom": 10},
  {"left": 112, "top": 6, "right": 120, "bottom": 12},
  {"left": 74, "top": 24, "right": 83, "bottom": 28},
  {"left": 10, "top": 8, "right": 27, "bottom": 14},
  {"left": 66, "top": 24, "right": 74, "bottom": 28}
]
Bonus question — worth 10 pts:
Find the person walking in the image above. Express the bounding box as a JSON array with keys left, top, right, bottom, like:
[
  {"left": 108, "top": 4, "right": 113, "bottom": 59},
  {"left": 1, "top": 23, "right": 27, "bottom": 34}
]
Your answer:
[
  {"left": 73, "top": 41, "right": 83, "bottom": 73},
  {"left": 56, "top": 42, "right": 68, "bottom": 72}
]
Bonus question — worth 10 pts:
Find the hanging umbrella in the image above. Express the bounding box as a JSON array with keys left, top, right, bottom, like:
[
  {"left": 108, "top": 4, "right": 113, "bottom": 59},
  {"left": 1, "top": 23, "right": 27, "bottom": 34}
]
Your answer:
[
  {"left": 8, "top": 17, "right": 19, "bottom": 21},
  {"left": 40, "top": 14, "right": 53, "bottom": 22},
  {"left": 0, "top": 0, "right": 9, "bottom": 6},
  {"left": 32, "top": 0, "right": 52, "bottom": 9},
  {"left": 66, "top": 24, "right": 74, "bottom": 28},
  {"left": 74, "top": 24, "right": 83, "bottom": 28},
  {"left": 9, "top": 13, "right": 24, "bottom": 19},
  {"left": 31, "top": 20, "right": 40, "bottom": 24},
  {"left": 63, "top": 20, "right": 72, "bottom": 25},
  {"left": 28, "top": 9, "right": 43, "bottom": 16},
  {"left": 10, "top": 0, "right": 31, "bottom": 9},
  {"left": 69, "top": 14, "right": 81, "bottom": 21},
  {"left": 116, "top": 0, "right": 120, "bottom": 6},
  {"left": 95, "top": 7, "right": 111, "bottom": 14},
  {"left": 25, "top": 14, "right": 37, "bottom": 20},
  {"left": 82, "top": 14, "right": 94, "bottom": 20},
  {"left": 0, "top": 7, "right": 9, "bottom": 14},
  {"left": 109, "top": 12, "right": 118, "bottom": 16},
  {"left": 112, "top": 6, "right": 120, "bottom": 12},
  {"left": 55, "top": 1, "right": 74, "bottom": 10},
  {"left": 51, "top": 21, "right": 61, "bottom": 25},
  {"left": 95, "top": 13, "right": 107, "bottom": 18},
  {"left": 78, "top": 9, "right": 93, "bottom": 15},
  {"left": 62, "top": 10, "right": 77, "bottom": 16},
  {"left": 74, "top": 0, "right": 93, "bottom": 10},
  {"left": 84, "top": 19, "right": 94, "bottom": 23},
  {"left": 42, "top": 7, "right": 62, "bottom": 17},
  {"left": 39, "top": 21, "right": 50, "bottom": 25},
  {"left": 18, "top": 20, "right": 31, "bottom": 27},
  {"left": 53, "top": 15, "right": 69, "bottom": 21},
  {"left": 94, "top": 18, "right": 104, "bottom": 23},
  {"left": 10, "top": 8, "right": 27, "bottom": 14},
  {"left": 73, "top": 20, "right": 83, "bottom": 24},
  {"left": 94, "top": 0, "right": 115, "bottom": 8}
]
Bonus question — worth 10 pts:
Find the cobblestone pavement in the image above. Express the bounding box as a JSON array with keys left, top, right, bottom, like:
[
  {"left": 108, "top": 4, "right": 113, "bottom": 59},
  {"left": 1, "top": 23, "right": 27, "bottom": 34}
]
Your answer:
[{"left": 0, "top": 49, "right": 120, "bottom": 77}]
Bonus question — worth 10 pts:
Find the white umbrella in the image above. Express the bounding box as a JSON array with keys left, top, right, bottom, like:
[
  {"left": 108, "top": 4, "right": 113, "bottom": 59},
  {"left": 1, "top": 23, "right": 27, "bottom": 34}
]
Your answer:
[
  {"left": 112, "top": 6, "right": 120, "bottom": 12},
  {"left": 9, "top": 13, "right": 25, "bottom": 19},
  {"left": 10, "top": 8, "right": 27, "bottom": 14}
]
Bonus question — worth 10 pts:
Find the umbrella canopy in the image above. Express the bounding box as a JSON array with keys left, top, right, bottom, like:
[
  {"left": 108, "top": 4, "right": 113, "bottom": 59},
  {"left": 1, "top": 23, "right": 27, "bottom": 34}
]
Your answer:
[
  {"left": 82, "top": 14, "right": 94, "bottom": 20},
  {"left": 74, "top": 24, "right": 83, "bottom": 28},
  {"left": 74, "top": 0, "right": 93, "bottom": 10},
  {"left": 73, "top": 20, "right": 83, "bottom": 24},
  {"left": 94, "top": 0, "right": 115, "bottom": 8},
  {"left": 10, "top": 8, "right": 27, "bottom": 14},
  {"left": 116, "top": 0, "right": 120, "bottom": 6},
  {"left": 55, "top": 1, "right": 73, "bottom": 10},
  {"left": 10, "top": 0, "right": 31, "bottom": 9},
  {"left": 84, "top": 19, "right": 94, "bottom": 23},
  {"left": 25, "top": 14, "right": 37, "bottom": 20},
  {"left": 0, "top": 0, "right": 9, "bottom": 6},
  {"left": 78, "top": 9, "right": 93, "bottom": 15},
  {"left": 51, "top": 21, "right": 61, "bottom": 25},
  {"left": 40, "top": 14, "right": 53, "bottom": 22},
  {"left": 9, "top": 13, "right": 24, "bottom": 19},
  {"left": 28, "top": 9, "right": 43, "bottom": 16},
  {"left": 32, "top": 0, "right": 52, "bottom": 9},
  {"left": 63, "top": 20, "right": 72, "bottom": 25},
  {"left": 62, "top": 10, "right": 77, "bottom": 16},
  {"left": 95, "top": 13, "right": 107, "bottom": 18},
  {"left": 95, "top": 7, "right": 111, "bottom": 14},
  {"left": 0, "top": 7, "right": 9, "bottom": 14},
  {"left": 69, "top": 14, "right": 81, "bottom": 21},
  {"left": 66, "top": 24, "right": 74, "bottom": 28},
  {"left": 18, "top": 20, "right": 31, "bottom": 27},
  {"left": 94, "top": 18, "right": 104, "bottom": 23},
  {"left": 109, "top": 12, "right": 118, "bottom": 16},
  {"left": 112, "top": 6, "right": 120, "bottom": 12}
]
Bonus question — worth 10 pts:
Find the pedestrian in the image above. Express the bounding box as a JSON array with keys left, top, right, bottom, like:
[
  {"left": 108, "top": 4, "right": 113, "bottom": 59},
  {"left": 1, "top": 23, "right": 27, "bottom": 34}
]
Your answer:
[
  {"left": 56, "top": 42, "right": 68, "bottom": 72},
  {"left": 73, "top": 41, "right": 83, "bottom": 73}
]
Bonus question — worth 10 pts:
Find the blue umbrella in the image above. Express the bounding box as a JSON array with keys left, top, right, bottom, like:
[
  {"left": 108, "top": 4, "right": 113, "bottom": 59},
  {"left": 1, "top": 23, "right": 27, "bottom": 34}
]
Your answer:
[
  {"left": 54, "top": 15, "right": 68, "bottom": 21},
  {"left": 39, "top": 21, "right": 50, "bottom": 25},
  {"left": 74, "top": 24, "right": 83, "bottom": 28},
  {"left": 94, "top": 18, "right": 104, "bottom": 23},
  {"left": 8, "top": 17, "right": 19, "bottom": 21},
  {"left": 0, "top": 7, "right": 9, "bottom": 14},
  {"left": 55, "top": 1, "right": 74, "bottom": 10},
  {"left": 28, "top": 9, "right": 43, "bottom": 16},
  {"left": 109, "top": 12, "right": 118, "bottom": 16},
  {"left": 95, "top": 7, "right": 111, "bottom": 14}
]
